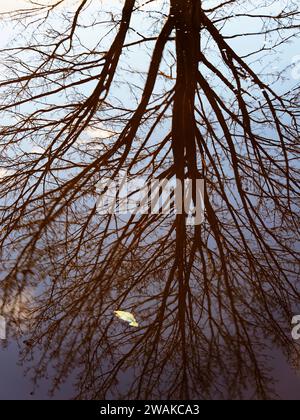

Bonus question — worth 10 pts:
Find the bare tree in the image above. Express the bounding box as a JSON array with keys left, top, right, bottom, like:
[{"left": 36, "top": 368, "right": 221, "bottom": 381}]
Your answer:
[{"left": 0, "top": 0, "right": 299, "bottom": 399}]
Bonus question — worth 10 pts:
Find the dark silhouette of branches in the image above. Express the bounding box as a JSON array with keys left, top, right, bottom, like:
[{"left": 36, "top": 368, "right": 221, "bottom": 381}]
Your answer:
[{"left": 0, "top": 0, "right": 299, "bottom": 400}]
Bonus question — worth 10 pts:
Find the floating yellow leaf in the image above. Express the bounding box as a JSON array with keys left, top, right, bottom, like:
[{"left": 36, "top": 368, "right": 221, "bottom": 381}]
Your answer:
[{"left": 114, "top": 310, "right": 139, "bottom": 327}]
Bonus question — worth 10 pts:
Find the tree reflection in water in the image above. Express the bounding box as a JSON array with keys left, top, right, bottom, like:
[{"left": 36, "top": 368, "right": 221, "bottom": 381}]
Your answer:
[{"left": 0, "top": 0, "right": 299, "bottom": 400}]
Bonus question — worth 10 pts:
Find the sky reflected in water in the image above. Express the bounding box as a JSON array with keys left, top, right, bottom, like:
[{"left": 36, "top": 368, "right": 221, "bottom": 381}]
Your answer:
[{"left": 0, "top": 0, "right": 300, "bottom": 400}]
